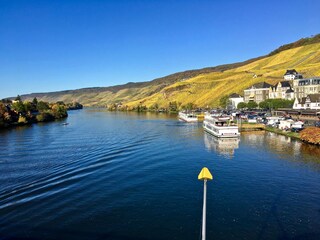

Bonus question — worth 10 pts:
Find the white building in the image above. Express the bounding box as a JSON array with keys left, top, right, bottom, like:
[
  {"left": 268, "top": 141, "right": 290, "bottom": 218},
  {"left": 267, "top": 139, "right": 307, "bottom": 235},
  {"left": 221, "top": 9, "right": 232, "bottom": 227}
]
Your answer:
[
  {"left": 293, "top": 94, "right": 320, "bottom": 110},
  {"left": 228, "top": 93, "right": 244, "bottom": 109},
  {"left": 283, "top": 69, "right": 303, "bottom": 81}
]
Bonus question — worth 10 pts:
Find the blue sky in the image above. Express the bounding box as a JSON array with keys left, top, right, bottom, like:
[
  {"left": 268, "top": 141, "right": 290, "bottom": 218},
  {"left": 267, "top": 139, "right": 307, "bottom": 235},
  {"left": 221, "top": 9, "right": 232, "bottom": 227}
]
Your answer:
[{"left": 1, "top": 0, "right": 319, "bottom": 99}]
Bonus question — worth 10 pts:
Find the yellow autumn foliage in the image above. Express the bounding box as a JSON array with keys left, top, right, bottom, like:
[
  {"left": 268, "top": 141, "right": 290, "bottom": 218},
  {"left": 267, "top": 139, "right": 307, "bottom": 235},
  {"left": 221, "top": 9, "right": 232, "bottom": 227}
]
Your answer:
[
  {"left": 21, "top": 42, "right": 320, "bottom": 108},
  {"left": 300, "top": 127, "right": 320, "bottom": 145},
  {"left": 125, "top": 43, "right": 320, "bottom": 108}
]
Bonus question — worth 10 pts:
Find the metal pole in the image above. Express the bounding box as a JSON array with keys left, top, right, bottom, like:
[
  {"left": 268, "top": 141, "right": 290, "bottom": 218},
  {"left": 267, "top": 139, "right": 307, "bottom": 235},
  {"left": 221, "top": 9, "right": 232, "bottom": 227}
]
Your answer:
[
  {"left": 198, "top": 167, "right": 212, "bottom": 240},
  {"left": 202, "top": 179, "right": 207, "bottom": 240}
]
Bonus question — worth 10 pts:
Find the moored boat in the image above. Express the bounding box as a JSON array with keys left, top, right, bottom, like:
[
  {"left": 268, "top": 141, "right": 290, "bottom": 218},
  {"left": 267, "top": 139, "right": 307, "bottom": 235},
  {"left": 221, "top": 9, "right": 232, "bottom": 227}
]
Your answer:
[
  {"left": 203, "top": 113, "right": 240, "bottom": 138},
  {"left": 178, "top": 111, "right": 198, "bottom": 122}
]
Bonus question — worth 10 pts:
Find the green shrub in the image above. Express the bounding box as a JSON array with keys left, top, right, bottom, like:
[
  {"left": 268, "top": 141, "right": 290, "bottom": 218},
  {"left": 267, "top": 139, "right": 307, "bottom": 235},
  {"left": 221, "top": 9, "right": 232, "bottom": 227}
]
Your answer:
[
  {"left": 36, "top": 112, "right": 54, "bottom": 122},
  {"left": 237, "top": 102, "right": 247, "bottom": 109},
  {"left": 247, "top": 101, "right": 258, "bottom": 109}
]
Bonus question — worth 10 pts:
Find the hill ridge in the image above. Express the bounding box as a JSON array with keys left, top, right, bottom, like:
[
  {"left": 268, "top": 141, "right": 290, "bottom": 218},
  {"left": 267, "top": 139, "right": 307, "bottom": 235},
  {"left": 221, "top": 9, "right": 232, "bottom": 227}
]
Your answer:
[{"left": 14, "top": 34, "right": 320, "bottom": 108}]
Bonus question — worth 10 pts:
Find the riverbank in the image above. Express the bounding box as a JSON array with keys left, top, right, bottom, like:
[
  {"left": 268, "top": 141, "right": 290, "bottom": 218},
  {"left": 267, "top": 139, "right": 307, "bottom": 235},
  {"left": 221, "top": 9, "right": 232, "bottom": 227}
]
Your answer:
[
  {"left": 240, "top": 123, "right": 300, "bottom": 140},
  {"left": 264, "top": 126, "right": 301, "bottom": 140},
  {"left": 0, "top": 99, "right": 69, "bottom": 130},
  {"left": 0, "top": 99, "right": 84, "bottom": 130},
  {"left": 240, "top": 123, "right": 320, "bottom": 145},
  {"left": 239, "top": 123, "right": 265, "bottom": 131}
]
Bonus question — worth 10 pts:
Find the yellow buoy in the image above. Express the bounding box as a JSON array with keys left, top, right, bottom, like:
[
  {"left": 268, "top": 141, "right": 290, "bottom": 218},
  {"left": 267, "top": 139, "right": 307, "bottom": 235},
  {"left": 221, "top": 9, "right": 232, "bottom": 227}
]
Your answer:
[
  {"left": 198, "top": 167, "right": 213, "bottom": 240},
  {"left": 198, "top": 167, "right": 213, "bottom": 180}
]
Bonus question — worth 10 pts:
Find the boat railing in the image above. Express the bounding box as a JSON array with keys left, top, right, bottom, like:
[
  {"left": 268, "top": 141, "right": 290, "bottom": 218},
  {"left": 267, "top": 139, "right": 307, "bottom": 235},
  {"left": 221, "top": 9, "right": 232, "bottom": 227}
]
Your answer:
[{"left": 205, "top": 116, "right": 238, "bottom": 127}]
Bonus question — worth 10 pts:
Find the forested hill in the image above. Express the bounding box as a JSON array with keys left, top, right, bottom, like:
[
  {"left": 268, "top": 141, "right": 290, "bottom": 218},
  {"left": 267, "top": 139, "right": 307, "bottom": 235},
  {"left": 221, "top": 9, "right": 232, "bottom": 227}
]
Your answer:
[{"left": 17, "top": 34, "right": 320, "bottom": 108}]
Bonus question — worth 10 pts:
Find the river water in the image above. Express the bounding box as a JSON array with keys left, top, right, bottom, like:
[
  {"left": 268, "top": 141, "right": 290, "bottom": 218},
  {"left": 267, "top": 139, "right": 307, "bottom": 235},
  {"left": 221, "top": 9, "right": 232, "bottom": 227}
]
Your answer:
[{"left": 0, "top": 109, "right": 319, "bottom": 240}]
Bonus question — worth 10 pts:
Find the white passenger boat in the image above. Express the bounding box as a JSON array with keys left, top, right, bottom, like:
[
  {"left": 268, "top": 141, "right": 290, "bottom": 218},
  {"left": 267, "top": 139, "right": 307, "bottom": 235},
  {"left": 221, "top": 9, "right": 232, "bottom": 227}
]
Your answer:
[
  {"left": 203, "top": 114, "right": 240, "bottom": 138},
  {"left": 178, "top": 111, "right": 198, "bottom": 123}
]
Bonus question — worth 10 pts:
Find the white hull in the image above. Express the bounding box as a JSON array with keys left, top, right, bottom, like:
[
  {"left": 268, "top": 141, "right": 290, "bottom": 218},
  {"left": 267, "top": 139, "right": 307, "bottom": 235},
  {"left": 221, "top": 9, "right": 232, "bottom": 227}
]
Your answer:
[
  {"left": 203, "top": 115, "right": 240, "bottom": 138},
  {"left": 178, "top": 112, "right": 198, "bottom": 123}
]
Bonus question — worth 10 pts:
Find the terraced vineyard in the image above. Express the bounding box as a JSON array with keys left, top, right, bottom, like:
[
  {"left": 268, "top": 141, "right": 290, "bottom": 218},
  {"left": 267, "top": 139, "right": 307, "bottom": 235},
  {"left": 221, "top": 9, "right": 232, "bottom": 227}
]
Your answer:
[{"left": 20, "top": 36, "right": 320, "bottom": 109}]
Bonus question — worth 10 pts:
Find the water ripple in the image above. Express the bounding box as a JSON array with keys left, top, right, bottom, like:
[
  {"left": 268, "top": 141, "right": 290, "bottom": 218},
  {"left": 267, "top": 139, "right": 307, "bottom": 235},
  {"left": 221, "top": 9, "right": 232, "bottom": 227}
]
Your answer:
[{"left": 0, "top": 110, "right": 320, "bottom": 240}]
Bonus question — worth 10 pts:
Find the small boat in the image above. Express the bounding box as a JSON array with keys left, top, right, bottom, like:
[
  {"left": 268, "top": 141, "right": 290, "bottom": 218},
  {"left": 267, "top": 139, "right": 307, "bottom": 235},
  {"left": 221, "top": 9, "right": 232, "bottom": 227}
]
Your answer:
[
  {"left": 62, "top": 123, "right": 69, "bottom": 125},
  {"left": 178, "top": 111, "right": 198, "bottom": 123},
  {"left": 203, "top": 114, "right": 240, "bottom": 138}
]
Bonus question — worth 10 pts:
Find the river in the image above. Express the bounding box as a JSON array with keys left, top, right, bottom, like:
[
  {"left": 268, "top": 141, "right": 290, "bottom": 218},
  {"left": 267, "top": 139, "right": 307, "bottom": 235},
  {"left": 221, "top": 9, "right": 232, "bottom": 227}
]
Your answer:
[{"left": 0, "top": 109, "right": 319, "bottom": 240}]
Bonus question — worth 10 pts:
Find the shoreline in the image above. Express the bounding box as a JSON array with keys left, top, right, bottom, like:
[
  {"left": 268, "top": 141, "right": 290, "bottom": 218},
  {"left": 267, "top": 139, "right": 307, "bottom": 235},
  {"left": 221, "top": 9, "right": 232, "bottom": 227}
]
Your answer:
[
  {"left": 240, "top": 123, "right": 320, "bottom": 145},
  {"left": 0, "top": 115, "right": 68, "bottom": 131}
]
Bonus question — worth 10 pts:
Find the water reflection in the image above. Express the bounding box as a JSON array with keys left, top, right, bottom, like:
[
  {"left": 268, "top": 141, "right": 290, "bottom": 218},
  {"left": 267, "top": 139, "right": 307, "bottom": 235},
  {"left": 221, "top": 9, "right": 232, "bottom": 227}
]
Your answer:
[
  {"left": 1, "top": 111, "right": 320, "bottom": 240},
  {"left": 204, "top": 132, "right": 239, "bottom": 158},
  {"left": 84, "top": 108, "right": 178, "bottom": 121},
  {"left": 241, "top": 131, "right": 320, "bottom": 169}
]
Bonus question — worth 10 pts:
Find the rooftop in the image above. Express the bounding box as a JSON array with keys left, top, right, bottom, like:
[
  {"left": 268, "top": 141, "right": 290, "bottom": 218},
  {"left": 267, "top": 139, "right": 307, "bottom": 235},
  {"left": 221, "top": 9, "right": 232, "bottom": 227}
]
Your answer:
[
  {"left": 284, "top": 69, "right": 298, "bottom": 75},
  {"left": 248, "top": 82, "right": 274, "bottom": 89},
  {"left": 275, "top": 81, "right": 291, "bottom": 88},
  {"left": 229, "top": 93, "right": 242, "bottom": 98}
]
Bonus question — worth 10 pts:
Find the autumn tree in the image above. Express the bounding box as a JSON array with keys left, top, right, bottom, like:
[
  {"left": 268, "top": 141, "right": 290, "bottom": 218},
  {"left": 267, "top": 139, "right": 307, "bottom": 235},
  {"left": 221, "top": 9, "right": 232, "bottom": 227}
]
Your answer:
[{"left": 51, "top": 104, "right": 68, "bottom": 119}]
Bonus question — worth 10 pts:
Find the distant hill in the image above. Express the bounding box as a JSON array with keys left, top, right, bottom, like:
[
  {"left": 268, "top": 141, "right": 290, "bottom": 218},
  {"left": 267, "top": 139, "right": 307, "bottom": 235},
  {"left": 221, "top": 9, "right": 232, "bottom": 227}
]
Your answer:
[
  {"left": 268, "top": 34, "right": 320, "bottom": 56},
  {"left": 17, "top": 55, "right": 265, "bottom": 104},
  {"left": 17, "top": 34, "right": 320, "bottom": 108}
]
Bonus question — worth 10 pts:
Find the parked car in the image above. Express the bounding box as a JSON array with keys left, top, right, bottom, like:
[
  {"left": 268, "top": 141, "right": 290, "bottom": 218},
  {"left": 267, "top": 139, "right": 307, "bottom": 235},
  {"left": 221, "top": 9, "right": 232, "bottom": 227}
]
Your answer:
[
  {"left": 292, "top": 121, "right": 304, "bottom": 129},
  {"left": 247, "top": 115, "right": 258, "bottom": 123},
  {"left": 291, "top": 127, "right": 303, "bottom": 133}
]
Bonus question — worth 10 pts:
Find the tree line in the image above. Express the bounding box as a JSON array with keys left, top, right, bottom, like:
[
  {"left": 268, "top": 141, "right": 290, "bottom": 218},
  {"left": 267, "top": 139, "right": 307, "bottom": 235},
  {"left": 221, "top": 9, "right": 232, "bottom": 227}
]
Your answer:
[
  {"left": 236, "top": 99, "right": 294, "bottom": 110},
  {"left": 107, "top": 98, "right": 295, "bottom": 113},
  {"left": 107, "top": 101, "right": 201, "bottom": 113},
  {"left": 0, "top": 96, "right": 82, "bottom": 128}
]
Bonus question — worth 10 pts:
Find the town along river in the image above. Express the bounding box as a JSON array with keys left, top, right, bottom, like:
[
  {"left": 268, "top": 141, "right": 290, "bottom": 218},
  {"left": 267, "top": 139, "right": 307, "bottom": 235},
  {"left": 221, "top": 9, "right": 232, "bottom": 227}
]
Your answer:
[{"left": 0, "top": 109, "right": 319, "bottom": 240}]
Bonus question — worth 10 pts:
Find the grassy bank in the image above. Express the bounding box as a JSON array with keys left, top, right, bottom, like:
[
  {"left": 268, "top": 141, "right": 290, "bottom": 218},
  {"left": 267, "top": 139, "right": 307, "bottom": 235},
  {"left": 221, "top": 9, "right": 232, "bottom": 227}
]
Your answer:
[
  {"left": 264, "top": 126, "right": 301, "bottom": 140},
  {"left": 240, "top": 123, "right": 265, "bottom": 131},
  {"left": 241, "top": 124, "right": 320, "bottom": 146},
  {"left": 239, "top": 123, "right": 301, "bottom": 140}
]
